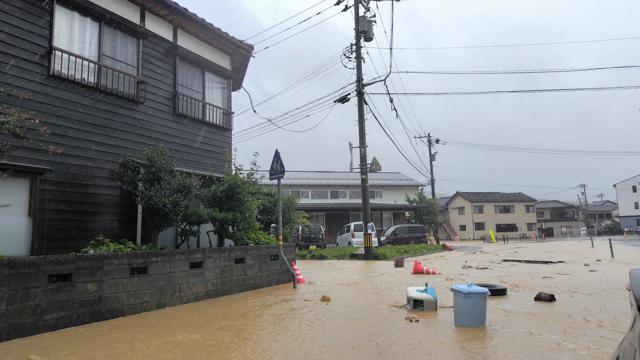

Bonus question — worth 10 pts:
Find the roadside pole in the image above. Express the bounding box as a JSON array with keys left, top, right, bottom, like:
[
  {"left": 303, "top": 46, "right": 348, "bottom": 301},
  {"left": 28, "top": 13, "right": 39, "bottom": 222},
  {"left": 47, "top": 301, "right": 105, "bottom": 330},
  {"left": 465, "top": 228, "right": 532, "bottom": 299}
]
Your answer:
[
  {"left": 427, "top": 133, "right": 436, "bottom": 200},
  {"left": 353, "top": 0, "right": 373, "bottom": 260},
  {"left": 270, "top": 149, "right": 296, "bottom": 288}
]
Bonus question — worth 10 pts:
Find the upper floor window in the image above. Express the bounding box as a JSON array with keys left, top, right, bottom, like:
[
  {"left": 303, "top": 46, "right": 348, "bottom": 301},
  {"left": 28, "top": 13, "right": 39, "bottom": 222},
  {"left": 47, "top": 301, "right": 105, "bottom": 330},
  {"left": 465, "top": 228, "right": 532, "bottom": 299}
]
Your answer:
[
  {"left": 635, "top": 202, "right": 639, "bottom": 210},
  {"left": 290, "top": 190, "right": 310, "bottom": 200},
  {"left": 473, "top": 205, "right": 483, "bottom": 214},
  {"left": 525, "top": 205, "right": 535, "bottom": 213},
  {"left": 633, "top": 185, "right": 638, "bottom": 193},
  {"left": 310, "top": 190, "right": 329, "bottom": 200},
  {"left": 50, "top": 3, "right": 141, "bottom": 100},
  {"left": 176, "top": 59, "right": 232, "bottom": 129},
  {"left": 330, "top": 190, "right": 348, "bottom": 200},
  {"left": 369, "top": 190, "right": 383, "bottom": 199},
  {"left": 495, "top": 205, "right": 515, "bottom": 214},
  {"left": 536, "top": 210, "right": 545, "bottom": 218},
  {"left": 457, "top": 207, "right": 465, "bottom": 215}
]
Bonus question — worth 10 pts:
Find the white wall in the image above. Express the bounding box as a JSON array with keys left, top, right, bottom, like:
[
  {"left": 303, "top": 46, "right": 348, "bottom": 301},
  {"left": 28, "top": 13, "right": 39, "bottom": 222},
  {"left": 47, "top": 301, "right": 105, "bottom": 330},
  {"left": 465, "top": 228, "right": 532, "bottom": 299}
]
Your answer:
[
  {"left": 283, "top": 185, "right": 420, "bottom": 205},
  {"left": 88, "top": 0, "right": 140, "bottom": 24},
  {"left": 616, "top": 175, "right": 640, "bottom": 216},
  {"left": 0, "top": 176, "right": 32, "bottom": 256},
  {"left": 145, "top": 11, "right": 173, "bottom": 41},
  {"left": 177, "top": 30, "right": 231, "bottom": 70}
]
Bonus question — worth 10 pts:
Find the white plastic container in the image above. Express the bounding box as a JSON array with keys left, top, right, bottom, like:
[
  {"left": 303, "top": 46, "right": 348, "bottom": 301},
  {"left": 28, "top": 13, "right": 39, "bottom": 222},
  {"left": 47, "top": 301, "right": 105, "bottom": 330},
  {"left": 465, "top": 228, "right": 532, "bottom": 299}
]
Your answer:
[
  {"left": 450, "top": 283, "right": 490, "bottom": 327},
  {"left": 406, "top": 286, "right": 437, "bottom": 311}
]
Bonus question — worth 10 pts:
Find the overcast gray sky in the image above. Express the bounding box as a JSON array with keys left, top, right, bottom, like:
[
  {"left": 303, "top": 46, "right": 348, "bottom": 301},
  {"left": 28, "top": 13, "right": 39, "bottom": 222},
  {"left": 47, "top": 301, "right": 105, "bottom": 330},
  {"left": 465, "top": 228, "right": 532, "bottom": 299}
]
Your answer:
[{"left": 180, "top": 0, "right": 640, "bottom": 202}]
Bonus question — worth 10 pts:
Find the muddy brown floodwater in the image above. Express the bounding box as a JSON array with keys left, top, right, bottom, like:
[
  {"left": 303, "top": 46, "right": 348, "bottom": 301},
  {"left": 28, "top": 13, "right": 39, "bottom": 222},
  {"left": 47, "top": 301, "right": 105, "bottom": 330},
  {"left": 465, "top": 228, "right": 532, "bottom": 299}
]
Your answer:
[{"left": 1, "top": 239, "right": 637, "bottom": 360}]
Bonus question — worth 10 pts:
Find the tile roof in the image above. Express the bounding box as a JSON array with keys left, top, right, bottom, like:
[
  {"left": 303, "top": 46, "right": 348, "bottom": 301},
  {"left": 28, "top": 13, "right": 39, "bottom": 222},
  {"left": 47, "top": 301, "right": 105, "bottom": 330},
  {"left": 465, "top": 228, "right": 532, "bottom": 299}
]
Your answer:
[
  {"left": 451, "top": 192, "right": 536, "bottom": 204},
  {"left": 535, "top": 200, "right": 576, "bottom": 209},
  {"left": 257, "top": 171, "right": 423, "bottom": 187}
]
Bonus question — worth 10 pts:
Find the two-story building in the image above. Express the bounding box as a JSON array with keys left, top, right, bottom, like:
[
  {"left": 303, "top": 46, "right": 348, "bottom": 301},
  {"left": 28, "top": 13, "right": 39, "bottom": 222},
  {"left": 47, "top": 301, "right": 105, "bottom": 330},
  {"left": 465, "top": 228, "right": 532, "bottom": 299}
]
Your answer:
[
  {"left": 444, "top": 192, "right": 537, "bottom": 240},
  {"left": 535, "top": 200, "right": 581, "bottom": 238},
  {"left": 259, "top": 171, "right": 423, "bottom": 243},
  {"left": 614, "top": 175, "right": 640, "bottom": 232},
  {"left": 0, "top": 0, "right": 252, "bottom": 255}
]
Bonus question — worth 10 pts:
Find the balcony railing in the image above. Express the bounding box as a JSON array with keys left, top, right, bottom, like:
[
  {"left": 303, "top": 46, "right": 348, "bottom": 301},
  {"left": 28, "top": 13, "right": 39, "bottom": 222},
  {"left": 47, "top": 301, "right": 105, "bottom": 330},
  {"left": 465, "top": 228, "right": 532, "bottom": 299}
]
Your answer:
[
  {"left": 49, "top": 47, "right": 144, "bottom": 101},
  {"left": 175, "top": 93, "right": 233, "bottom": 130}
]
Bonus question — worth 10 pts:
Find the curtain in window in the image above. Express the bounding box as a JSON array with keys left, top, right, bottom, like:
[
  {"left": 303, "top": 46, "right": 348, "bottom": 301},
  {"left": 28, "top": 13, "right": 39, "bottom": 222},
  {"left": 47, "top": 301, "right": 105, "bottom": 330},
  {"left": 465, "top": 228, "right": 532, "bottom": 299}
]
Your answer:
[
  {"left": 204, "top": 71, "right": 229, "bottom": 109},
  {"left": 204, "top": 71, "right": 230, "bottom": 125},
  {"left": 101, "top": 25, "right": 138, "bottom": 95},
  {"left": 52, "top": 4, "right": 99, "bottom": 83},
  {"left": 177, "top": 60, "right": 203, "bottom": 118}
]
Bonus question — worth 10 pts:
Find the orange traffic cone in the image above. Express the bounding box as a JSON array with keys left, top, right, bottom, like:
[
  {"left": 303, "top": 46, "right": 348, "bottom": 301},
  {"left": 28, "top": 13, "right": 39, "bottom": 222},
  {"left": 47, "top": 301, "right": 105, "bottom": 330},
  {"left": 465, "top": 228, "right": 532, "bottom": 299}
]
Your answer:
[
  {"left": 291, "top": 261, "right": 305, "bottom": 284},
  {"left": 422, "top": 267, "right": 441, "bottom": 275},
  {"left": 412, "top": 260, "right": 424, "bottom": 274}
]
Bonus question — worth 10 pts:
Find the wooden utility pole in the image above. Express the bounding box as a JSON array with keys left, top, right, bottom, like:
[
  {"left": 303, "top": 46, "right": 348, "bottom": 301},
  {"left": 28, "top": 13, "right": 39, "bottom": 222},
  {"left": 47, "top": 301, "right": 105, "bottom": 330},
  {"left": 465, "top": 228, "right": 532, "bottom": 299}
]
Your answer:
[
  {"left": 353, "top": 0, "right": 373, "bottom": 259},
  {"left": 415, "top": 133, "right": 438, "bottom": 199}
]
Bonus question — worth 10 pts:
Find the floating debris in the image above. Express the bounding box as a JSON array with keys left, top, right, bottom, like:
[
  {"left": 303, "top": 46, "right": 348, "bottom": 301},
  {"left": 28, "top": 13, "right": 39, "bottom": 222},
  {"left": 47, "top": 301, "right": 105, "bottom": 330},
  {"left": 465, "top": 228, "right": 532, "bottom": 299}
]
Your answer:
[
  {"left": 503, "top": 259, "right": 564, "bottom": 264},
  {"left": 534, "top": 292, "right": 556, "bottom": 302},
  {"left": 405, "top": 315, "right": 421, "bottom": 323},
  {"left": 320, "top": 295, "right": 331, "bottom": 303},
  {"left": 584, "top": 263, "right": 590, "bottom": 267}
]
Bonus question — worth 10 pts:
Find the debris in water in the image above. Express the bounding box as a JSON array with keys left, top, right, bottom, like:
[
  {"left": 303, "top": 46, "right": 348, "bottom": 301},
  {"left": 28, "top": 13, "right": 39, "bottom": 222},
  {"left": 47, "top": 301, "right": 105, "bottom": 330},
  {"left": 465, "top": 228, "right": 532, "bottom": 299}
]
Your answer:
[
  {"left": 588, "top": 269, "right": 597, "bottom": 272},
  {"left": 320, "top": 295, "right": 331, "bottom": 303},
  {"left": 445, "top": 277, "right": 454, "bottom": 281},
  {"left": 503, "top": 259, "right": 564, "bottom": 264},
  {"left": 475, "top": 266, "right": 491, "bottom": 270},
  {"left": 584, "top": 263, "right": 590, "bottom": 267},
  {"left": 393, "top": 257, "right": 405, "bottom": 268},
  {"left": 542, "top": 276, "right": 553, "bottom": 279},
  {"left": 405, "top": 315, "right": 421, "bottom": 323},
  {"left": 462, "top": 264, "right": 473, "bottom": 269},
  {"left": 534, "top": 292, "right": 557, "bottom": 302},
  {"left": 596, "top": 259, "right": 602, "bottom": 262}
]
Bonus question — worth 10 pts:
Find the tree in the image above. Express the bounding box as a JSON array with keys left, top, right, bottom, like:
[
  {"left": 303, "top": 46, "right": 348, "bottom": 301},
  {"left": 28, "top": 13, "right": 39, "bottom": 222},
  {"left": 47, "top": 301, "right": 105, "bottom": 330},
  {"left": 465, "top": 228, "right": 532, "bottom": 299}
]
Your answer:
[
  {"left": 1, "top": 88, "right": 63, "bottom": 163},
  {"left": 406, "top": 190, "right": 440, "bottom": 243},
  {"left": 118, "top": 146, "right": 201, "bottom": 247},
  {"left": 256, "top": 187, "right": 308, "bottom": 241}
]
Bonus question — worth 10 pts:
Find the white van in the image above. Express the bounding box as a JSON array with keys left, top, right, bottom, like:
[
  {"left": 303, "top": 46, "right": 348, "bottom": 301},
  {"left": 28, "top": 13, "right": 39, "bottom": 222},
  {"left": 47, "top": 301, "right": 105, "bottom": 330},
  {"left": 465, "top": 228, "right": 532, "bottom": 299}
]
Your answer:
[{"left": 336, "top": 222, "right": 378, "bottom": 248}]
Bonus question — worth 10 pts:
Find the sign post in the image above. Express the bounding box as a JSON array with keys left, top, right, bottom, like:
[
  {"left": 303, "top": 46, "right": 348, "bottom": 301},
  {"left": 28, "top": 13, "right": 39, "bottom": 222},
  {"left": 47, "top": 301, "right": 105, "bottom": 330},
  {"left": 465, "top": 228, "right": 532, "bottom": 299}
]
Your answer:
[
  {"left": 269, "top": 149, "right": 296, "bottom": 288},
  {"left": 269, "top": 149, "right": 286, "bottom": 244}
]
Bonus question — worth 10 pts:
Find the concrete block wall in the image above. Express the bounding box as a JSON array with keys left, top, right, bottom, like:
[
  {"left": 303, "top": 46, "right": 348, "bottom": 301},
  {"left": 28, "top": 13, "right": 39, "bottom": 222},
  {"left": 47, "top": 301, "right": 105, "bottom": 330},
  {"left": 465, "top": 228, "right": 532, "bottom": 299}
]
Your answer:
[{"left": 0, "top": 245, "right": 295, "bottom": 341}]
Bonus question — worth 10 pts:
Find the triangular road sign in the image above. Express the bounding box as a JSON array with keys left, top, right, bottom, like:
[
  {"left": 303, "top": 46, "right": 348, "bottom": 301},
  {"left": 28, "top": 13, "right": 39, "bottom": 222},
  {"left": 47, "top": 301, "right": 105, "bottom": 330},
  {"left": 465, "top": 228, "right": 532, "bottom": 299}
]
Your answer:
[{"left": 269, "top": 149, "right": 286, "bottom": 180}]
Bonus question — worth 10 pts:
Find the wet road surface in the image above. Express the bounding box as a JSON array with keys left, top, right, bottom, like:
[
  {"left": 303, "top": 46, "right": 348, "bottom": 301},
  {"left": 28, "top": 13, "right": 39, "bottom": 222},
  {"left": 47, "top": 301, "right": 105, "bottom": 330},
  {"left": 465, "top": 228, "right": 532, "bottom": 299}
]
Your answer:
[{"left": 1, "top": 239, "right": 637, "bottom": 360}]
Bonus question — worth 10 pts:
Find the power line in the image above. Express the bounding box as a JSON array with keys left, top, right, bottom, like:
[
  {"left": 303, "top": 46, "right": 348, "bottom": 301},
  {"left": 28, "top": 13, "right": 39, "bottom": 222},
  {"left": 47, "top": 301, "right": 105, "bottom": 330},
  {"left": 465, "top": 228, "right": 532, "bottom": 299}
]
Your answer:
[
  {"left": 443, "top": 140, "right": 640, "bottom": 156},
  {"left": 250, "top": 1, "right": 339, "bottom": 45},
  {"left": 244, "top": 0, "right": 329, "bottom": 41},
  {"left": 372, "top": 35, "right": 640, "bottom": 51},
  {"left": 253, "top": 6, "right": 351, "bottom": 55},
  {"left": 394, "top": 64, "right": 640, "bottom": 75},
  {"left": 235, "top": 50, "right": 343, "bottom": 119},
  {"left": 234, "top": 82, "right": 355, "bottom": 140},
  {"left": 365, "top": 96, "right": 430, "bottom": 179},
  {"left": 368, "top": 85, "right": 640, "bottom": 96}
]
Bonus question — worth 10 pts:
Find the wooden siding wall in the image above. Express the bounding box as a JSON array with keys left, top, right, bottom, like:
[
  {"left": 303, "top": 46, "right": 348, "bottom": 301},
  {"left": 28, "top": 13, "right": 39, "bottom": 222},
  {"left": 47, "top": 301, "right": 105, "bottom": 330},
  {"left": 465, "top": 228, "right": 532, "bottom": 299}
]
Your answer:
[{"left": 0, "top": 0, "right": 233, "bottom": 254}]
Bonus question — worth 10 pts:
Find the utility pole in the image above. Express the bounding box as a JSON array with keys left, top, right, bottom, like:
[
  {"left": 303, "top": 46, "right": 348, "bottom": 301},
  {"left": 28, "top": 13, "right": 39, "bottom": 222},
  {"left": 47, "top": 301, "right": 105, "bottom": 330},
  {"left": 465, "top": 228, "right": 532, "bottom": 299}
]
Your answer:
[
  {"left": 414, "top": 133, "right": 439, "bottom": 199},
  {"left": 579, "top": 183, "right": 594, "bottom": 246},
  {"left": 353, "top": 0, "right": 373, "bottom": 260},
  {"left": 594, "top": 192, "right": 606, "bottom": 201}
]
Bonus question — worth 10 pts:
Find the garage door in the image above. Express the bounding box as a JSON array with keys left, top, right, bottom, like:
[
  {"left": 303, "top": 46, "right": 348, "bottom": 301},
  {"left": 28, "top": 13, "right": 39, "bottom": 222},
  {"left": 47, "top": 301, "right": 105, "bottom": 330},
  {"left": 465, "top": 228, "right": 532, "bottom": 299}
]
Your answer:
[{"left": 0, "top": 176, "right": 32, "bottom": 256}]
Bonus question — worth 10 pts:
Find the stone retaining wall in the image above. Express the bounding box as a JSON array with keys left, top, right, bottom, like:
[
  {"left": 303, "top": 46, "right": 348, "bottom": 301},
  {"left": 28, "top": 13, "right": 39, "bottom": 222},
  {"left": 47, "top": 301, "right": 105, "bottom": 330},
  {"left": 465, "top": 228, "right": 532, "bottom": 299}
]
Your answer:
[{"left": 0, "top": 245, "right": 295, "bottom": 341}]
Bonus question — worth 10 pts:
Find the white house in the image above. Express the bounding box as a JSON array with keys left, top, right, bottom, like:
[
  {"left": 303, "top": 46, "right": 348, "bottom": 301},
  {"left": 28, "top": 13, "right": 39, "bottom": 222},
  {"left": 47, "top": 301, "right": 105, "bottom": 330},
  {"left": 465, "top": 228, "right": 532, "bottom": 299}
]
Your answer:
[
  {"left": 614, "top": 175, "right": 640, "bottom": 231},
  {"left": 259, "top": 171, "right": 423, "bottom": 243}
]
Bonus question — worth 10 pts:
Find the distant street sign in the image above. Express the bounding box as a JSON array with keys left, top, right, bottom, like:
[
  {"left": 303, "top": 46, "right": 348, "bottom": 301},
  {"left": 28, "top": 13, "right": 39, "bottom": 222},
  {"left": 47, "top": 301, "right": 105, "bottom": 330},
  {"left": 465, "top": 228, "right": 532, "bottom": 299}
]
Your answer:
[{"left": 269, "top": 149, "right": 285, "bottom": 180}]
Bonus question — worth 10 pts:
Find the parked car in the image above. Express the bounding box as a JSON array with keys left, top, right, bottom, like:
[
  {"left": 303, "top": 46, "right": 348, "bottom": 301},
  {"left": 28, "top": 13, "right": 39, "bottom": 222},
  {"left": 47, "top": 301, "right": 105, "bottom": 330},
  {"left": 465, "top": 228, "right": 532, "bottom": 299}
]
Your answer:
[
  {"left": 293, "top": 224, "right": 326, "bottom": 249},
  {"left": 378, "top": 224, "right": 429, "bottom": 246},
  {"left": 336, "top": 222, "right": 378, "bottom": 248}
]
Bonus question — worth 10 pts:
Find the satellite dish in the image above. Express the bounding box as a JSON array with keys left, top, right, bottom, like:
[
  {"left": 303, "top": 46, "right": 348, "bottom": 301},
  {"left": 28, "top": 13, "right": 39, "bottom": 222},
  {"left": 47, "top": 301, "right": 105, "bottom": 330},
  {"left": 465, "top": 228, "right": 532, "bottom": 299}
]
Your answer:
[{"left": 369, "top": 156, "right": 382, "bottom": 172}]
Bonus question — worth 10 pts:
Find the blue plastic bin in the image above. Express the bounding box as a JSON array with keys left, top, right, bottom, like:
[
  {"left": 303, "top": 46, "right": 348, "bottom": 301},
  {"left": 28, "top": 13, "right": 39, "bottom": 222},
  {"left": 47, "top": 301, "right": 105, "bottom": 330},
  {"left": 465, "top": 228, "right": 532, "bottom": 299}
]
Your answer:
[{"left": 451, "top": 283, "right": 490, "bottom": 327}]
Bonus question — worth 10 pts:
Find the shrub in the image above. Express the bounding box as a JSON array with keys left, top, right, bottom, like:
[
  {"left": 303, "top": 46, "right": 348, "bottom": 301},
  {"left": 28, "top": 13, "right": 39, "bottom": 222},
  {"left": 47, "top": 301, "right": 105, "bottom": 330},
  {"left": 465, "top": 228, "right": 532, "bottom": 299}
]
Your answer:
[
  {"left": 245, "top": 230, "right": 278, "bottom": 246},
  {"left": 81, "top": 235, "right": 154, "bottom": 254}
]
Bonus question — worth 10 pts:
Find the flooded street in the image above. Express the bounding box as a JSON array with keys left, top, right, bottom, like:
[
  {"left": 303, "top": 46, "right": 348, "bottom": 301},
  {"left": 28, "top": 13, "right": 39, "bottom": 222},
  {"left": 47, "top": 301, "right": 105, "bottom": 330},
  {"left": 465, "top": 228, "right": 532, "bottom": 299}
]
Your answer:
[{"left": 1, "top": 238, "right": 637, "bottom": 360}]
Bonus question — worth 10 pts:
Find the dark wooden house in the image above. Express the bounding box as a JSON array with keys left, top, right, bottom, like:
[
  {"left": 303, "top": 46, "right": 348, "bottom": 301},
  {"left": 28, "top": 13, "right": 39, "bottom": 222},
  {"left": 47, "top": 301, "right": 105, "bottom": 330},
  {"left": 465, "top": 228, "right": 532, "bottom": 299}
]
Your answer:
[{"left": 0, "top": 0, "right": 253, "bottom": 255}]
